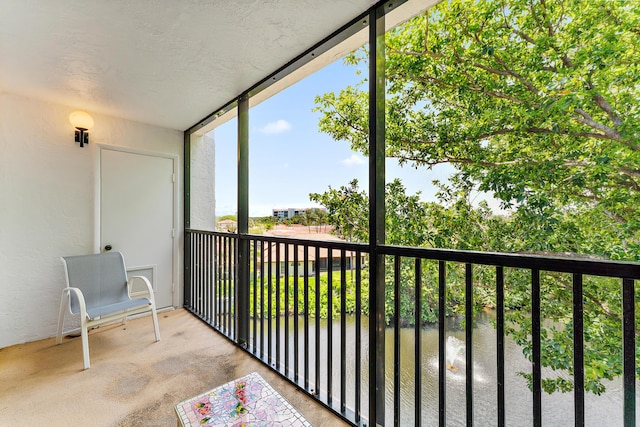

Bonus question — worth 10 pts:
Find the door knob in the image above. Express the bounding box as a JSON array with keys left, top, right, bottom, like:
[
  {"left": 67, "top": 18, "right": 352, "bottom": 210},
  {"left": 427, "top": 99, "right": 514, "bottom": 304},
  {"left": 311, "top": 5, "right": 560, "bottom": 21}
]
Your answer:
[{"left": 104, "top": 245, "right": 112, "bottom": 251}]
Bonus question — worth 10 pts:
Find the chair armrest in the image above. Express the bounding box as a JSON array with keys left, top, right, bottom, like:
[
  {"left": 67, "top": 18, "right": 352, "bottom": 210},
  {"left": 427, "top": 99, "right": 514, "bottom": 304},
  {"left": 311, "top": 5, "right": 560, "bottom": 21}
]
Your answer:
[
  {"left": 127, "top": 276, "right": 156, "bottom": 304},
  {"left": 62, "top": 287, "right": 88, "bottom": 318}
]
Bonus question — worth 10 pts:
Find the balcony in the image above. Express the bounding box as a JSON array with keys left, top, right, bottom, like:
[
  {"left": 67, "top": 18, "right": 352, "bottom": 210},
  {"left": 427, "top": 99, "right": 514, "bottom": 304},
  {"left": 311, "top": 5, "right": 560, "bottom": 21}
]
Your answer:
[
  {"left": 1, "top": 238, "right": 637, "bottom": 427},
  {"left": 3, "top": 1, "right": 638, "bottom": 426},
  {"left": 0, "top": 308, "right": 349, "bottom": 426}
]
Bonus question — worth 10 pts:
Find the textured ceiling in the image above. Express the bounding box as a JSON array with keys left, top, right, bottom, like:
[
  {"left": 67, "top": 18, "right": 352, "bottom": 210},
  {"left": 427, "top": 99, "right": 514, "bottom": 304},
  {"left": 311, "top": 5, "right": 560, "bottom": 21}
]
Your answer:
[{"left": 0, "top": 0, "right": 375, "bottom": 130}]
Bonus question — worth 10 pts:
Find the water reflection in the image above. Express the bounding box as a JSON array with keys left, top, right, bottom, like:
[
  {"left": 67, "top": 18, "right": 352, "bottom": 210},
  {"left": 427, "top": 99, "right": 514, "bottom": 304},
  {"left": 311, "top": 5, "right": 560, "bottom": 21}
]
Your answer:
[{"left": 253, "top": 312, "right": 638, "bottom": 426}]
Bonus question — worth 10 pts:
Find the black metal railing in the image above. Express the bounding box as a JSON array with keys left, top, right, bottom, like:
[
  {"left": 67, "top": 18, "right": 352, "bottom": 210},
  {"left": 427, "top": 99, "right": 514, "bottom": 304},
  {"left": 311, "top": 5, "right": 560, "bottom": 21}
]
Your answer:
[{"left": 185, "top": 229, "right": 640, "bottom": 427}]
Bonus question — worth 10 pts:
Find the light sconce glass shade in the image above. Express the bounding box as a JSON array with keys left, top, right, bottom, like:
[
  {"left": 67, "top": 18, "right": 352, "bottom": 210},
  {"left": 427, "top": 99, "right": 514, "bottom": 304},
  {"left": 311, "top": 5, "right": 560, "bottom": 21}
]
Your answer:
[
  {"left": 69, "top": 110, "right": 94, "bottom": 130},
  {"left": 69, "top": 110, "right": 94, "bottom": 147}
]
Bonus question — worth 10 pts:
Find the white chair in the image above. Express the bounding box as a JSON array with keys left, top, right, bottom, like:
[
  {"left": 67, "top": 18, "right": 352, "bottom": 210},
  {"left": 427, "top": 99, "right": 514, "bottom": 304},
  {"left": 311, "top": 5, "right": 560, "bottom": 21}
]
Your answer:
[{"left": 56, "top": 251, "right": 160, "bottom": 369}]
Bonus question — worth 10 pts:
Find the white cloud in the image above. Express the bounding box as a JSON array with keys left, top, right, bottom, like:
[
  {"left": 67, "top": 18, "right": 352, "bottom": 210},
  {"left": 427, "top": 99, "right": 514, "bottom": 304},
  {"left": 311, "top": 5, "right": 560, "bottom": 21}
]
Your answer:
[
  {"left": 259, "top": 119, "right": 292, "bottom": 134},
  {"left": 341, "top": 154, "right": 366, "bottom": 166}
]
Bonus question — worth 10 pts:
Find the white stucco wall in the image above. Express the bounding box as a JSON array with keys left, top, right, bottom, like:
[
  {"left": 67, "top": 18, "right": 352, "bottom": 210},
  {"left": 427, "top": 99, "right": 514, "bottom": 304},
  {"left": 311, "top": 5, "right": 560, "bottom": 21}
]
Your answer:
[
  {"left": 189, "top": 133, "right": 216, "bottom": 231},
  {"left": 0, "top": 93, "right": 183, "bottom": 348}
]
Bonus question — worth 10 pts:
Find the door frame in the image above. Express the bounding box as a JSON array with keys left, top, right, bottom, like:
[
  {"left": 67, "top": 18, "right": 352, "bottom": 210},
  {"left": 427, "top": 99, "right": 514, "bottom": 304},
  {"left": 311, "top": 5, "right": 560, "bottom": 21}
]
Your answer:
[{"left": 95, "top": 144, "right": 179, "bottom": 308}]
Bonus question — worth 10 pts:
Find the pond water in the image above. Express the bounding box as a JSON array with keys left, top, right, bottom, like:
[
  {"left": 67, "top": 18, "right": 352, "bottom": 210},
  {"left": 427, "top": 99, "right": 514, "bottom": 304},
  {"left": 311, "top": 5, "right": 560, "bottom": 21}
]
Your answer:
[{"left": 255, "top": 312, "right": 639, "bottom": 426}]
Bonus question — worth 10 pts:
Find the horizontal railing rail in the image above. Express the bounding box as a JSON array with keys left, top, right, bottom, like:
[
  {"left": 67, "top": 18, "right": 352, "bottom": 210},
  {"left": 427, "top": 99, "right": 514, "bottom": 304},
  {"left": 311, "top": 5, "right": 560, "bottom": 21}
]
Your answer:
[
  {"left": 379, "top": 244, "right": 640, "bottom": 279},
  {"left": 185, "top": 229, "right": 639, "bottom": 427}
]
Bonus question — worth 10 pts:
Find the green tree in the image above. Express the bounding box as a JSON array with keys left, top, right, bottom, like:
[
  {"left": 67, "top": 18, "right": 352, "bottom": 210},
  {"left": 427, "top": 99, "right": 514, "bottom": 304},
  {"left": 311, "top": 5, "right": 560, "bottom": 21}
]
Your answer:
[
  {"left": 310, "top": 180, "right": 369, "bottom": 242},
  {"left": 312, "top": 0, "right": 640, "bottom": 394},
  {"left": 315, "top": 0, "right": 640, "bottom": 260},
  {"left": 315, "top": 208, "right": 330, "bottom": 232},
  {"left": 252, "top": 216, "right": 276, "bottom": 232},
  {"left": 312, "top": 178, "right": 508, "bottom": 322}
]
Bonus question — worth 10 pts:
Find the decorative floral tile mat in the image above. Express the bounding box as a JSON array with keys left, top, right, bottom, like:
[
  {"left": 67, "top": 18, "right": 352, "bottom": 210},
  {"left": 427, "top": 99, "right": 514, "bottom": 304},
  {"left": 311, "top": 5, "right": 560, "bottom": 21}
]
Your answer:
[{"left": 175, "top": 372, "right": 312, "bottom": 426}]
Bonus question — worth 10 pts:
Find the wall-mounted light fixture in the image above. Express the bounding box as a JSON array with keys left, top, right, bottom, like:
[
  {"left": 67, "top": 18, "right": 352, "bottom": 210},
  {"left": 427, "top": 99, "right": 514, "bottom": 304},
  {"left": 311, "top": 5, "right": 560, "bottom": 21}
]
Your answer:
[{"left": 69, "top": 111, "right": 94, "bottom": 147}]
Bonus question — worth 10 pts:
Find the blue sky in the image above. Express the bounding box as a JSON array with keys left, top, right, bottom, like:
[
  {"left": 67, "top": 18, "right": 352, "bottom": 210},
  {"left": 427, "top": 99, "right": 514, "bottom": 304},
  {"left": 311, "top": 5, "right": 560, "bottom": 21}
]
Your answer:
[{"left": 211, "top": 56, "right": 458, "bottom": 217}]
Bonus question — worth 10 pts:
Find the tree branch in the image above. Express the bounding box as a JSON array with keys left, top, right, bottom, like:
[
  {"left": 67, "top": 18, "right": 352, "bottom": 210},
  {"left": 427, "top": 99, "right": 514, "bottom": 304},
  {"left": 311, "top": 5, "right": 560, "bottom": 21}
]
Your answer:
[
  {"left": 571, "top": 108, "right": 628, "bottom": 145},
  {"left": 477, "top": 126, "right": 611, "bottom": 141},
  {"left": 387, "top": 11, "right": 445, "bottom": 59},
  {"left": 592, "top": 93, "right": 623, "bottom": 127},
  {"left": 603, "top": 6, "right": 640, "bottom": 38},
  {"left": 412, "top": 74, "right": 529, "bottom": 105},
  {"left": 491, "top": 54, "right": 541, "bottom": 94},
  {"left": 552, "top": 276, "right": 620, "bottom": 321}
]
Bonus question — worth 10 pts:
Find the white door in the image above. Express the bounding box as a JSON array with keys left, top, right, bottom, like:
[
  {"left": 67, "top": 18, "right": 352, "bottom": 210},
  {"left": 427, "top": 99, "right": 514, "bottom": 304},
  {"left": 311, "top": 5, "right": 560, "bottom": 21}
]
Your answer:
[{"left": 100, "top": 148, "right": 175, "bottom": 308}]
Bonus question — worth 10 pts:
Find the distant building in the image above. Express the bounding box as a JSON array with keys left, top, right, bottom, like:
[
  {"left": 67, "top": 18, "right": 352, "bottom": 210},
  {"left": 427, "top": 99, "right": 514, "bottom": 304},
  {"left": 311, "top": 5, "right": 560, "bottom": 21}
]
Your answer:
[{"left": 272, "top": 207, "right": 324, "bottom": 220}]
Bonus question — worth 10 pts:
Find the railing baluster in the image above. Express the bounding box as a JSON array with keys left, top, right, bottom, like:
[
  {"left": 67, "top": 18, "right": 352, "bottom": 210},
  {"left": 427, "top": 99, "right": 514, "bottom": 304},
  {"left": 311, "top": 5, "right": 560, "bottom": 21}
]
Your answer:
[
  {"left": 228, "top": 238, "right": 237, "bottom": 341},
  {"left": 202, "top": 234, "right": 206, "bottom": 321},
  {"left": 187, "top": 231, "right": 192, "bottom": 310},
  {"left": 228, "top": 236, "right": 232, "bottom": 338},
  {"left": 208, "top": 234, "right": 213, "bottom": 323},
  {"left": 415, "top": 259, "right": 422, "bottom": 427},
  {"left": 194, "top": 233, "right": 199, "bottom": 316},
  {"left": 207, "top": 235, "right": 215, "bottom": 325},
  {"left": 211, "top": 235, "right": 215, "bottom": 323},
  {"left": 208, "top": 234, "right": 212, "bottom": 320},
  {"left": 315, "top": 245, "right": 321, "bottom": 398},
  {"left": 223, "top": 236, "right": 228, "bottom": 334},
  {"left": 196, "top": 235, "right": 202, "bottom": 316},
  {"left": 201, "top": 234, "right": 206, "bottom": 321},
  {"left": 200, "top": 236, "right": 209, "bottom": 320},
  {"left": 253, "top": 238, "right": 257, "bottom": 352},
  {"left": 394, "top": 255, "right": 401, "bottom": 427},
  {"left": 623, "top": 278, "right": 636, "bottom": 427},
  {"left": 260, "top": 240, "right": 265, "bottom": 360},
  {"left": 327, "top": 248, "right": 333, "bottom": 406},
  {"left": 466, "top": 263, "right": 473, "bottom": 427},
  {"left": 304, "top": 245, "right": 310, "bottom": 390},
  {"left": 183, "top": 231, "right": 190, "bottom": 310},
  {"left": 221, "top": 235, "right": 225, "bottom": 330},
  {"left": 496, "top": 266, "right": 505, "bottom": 427},
  {"left": 194, "top": 233, "right": 198, "bottom": 315},
  {"left": 268, "top": 242, "right": 273, "bottom": 366},
  {"left": 355, "top": 252, "right": 362, "bottom": 423},
  {"left": 211, "top": 235, "right": 216, "bottom": 324},
  {"left": 199, "top": 233, "right": 204, "bottom": 319},
  {"left": 439, "top": 260, "right": 447, "bottom": 427},
  {"left": 233, "top": 236, "right": 238, "bottom": 340},
  {"left": 206, "top": 233, "right": 210, "bottom": 319},
  {"left": 276, "top": 242, "right": 281, "bottom": 370},
  {"left": 192, "top": 233, "right": 197, "bottom": 315},
  {"left": 294, "top": 244, "right": 300, "bottom": 383},
  {"left": 285, "top": 243, "right": 290, "bottom": 377},
  {"left": 573, "top": 273, "right": 584, "bottom": 427},
  {"left": 210, "top": 234, "right": 214, "bottom": 322},
  {"left": 197, "top": 233, "right": 200, "bottom": 316},
  {"left": 340, "top": 249, "right": 347, "bottom": 414},
  {"left": 190, "top": 232, "right": 195, "bottom": 312},
  {"left": 532, "top": 269, "right": 542, "bottom": 427},
  {"left": 228, "top": 236, "right": 232, "bottom": 336},
  {"left": 222, "top": 236, "right": 227, "bottom": 331},
  {"left": 215, "top": 235, "right": 220, "bottom": 329}
]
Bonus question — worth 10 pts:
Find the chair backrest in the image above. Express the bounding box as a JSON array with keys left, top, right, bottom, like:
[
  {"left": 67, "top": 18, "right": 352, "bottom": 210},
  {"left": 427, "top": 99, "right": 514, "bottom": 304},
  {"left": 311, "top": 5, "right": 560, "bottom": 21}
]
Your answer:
[{"left": 62, "top": 252, "right": 129, "bottom": 314}]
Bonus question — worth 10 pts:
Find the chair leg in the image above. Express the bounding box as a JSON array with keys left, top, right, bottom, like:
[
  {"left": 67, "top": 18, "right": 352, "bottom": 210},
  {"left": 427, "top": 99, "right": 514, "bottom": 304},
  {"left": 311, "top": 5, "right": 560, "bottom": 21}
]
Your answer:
[
  {"left": 81, "top": 320, "right": 90, "bottom": 370},
  {"left": 56, "top": 292, "right": 67, "bottom": 345},
  {"left": 151, "top": 306, "right": 161, "bottom": 342}
]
